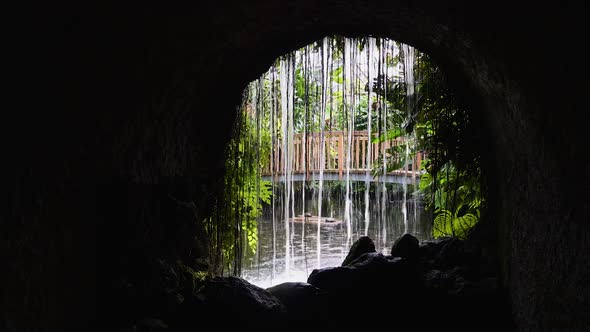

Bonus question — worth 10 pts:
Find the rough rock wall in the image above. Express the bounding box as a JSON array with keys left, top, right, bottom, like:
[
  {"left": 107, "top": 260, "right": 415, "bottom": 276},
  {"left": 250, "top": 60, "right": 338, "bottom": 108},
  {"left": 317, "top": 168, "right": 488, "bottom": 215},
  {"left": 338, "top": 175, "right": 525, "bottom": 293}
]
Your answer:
[{"left": 4, "top": 2, "right": 588, "bottom": 331}]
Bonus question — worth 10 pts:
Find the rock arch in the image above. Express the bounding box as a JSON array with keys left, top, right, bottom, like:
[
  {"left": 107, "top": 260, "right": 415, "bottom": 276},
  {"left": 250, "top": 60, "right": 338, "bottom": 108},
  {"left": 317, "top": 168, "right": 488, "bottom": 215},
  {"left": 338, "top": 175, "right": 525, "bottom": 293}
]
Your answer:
[{"left": 6, "top": 2, "right": 588, "bottom": 331}]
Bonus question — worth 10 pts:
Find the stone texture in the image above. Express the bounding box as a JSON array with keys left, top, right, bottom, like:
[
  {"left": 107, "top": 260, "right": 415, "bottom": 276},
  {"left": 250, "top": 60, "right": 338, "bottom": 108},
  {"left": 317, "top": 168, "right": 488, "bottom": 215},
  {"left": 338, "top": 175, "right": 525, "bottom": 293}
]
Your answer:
[
  {"left": 342, "top": 236, "right": 376, "bottom": 266},
  {"left": 302, "top": 236, "right": 510, "bottom": 330},
  {"left": 192, "top": 277, "right": 285, "bottom": 328},
  {"left": 390, "top": 233, "right": 420, "bottom": 260},
  {"left": 5, "top": 1, "right": 589, "bottom": 331},
  {"left": 266, "top": 282, "right": 324, "bottom": 323}
]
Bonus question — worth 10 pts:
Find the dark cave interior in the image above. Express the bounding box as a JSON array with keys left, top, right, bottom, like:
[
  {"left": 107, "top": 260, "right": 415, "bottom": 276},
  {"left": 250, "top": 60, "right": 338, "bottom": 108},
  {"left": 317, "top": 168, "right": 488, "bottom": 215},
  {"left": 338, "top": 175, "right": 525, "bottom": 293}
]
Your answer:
[{"left": 4, "top": 2, "right": 589, "bottom": 331}]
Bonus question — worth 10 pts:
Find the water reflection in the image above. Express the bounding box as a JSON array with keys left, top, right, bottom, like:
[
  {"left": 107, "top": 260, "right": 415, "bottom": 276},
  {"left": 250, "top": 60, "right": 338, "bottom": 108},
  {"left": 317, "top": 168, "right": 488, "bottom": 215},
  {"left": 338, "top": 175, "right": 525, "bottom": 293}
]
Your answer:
[{"left": 242, "top": 183, "right": 431, "bottom": 288}]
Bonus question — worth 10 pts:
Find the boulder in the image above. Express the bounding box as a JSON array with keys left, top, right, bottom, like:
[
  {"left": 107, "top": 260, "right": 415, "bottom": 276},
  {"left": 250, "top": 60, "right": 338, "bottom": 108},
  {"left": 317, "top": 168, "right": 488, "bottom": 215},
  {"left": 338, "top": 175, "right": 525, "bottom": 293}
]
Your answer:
[
  {"left": 307, "top": 266, "right": 357, "bottom": 292},
  {"left": 435, "top": 237, "right": 466, "bottom": 268},
  {"left": 193, "top": 277, "right": 285, "bottom": 328},
  {"left": 418, "top": 237, "right": 454, "bottom": 259},
  {"left": 390, "top": 233, "right": 419, "bottom": 260},
  {"left": 266, "top": 282, "right": 324, "bottom": 320},
  {"left": 341, "top": 236, "right": 376, "bottom": 266},
  {"left": 348, "top": 252, "right": 389, "bottom": 270}
]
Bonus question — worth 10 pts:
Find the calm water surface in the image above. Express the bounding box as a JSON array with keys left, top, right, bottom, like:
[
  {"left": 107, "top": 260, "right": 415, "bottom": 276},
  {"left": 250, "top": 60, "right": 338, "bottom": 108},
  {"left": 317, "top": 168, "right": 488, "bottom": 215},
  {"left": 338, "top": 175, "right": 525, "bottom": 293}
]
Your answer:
[{"left": 242, "top": 183, "right": 431, "bottom": 288}]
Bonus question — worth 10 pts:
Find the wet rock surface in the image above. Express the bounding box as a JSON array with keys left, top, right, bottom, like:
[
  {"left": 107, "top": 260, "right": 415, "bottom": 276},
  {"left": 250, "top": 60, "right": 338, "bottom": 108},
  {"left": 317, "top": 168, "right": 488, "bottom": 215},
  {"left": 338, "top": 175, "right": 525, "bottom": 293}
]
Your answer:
[
  {"left": 341, "top": 235, "right": 376, "bottom": 266},
  {"left": 181, "top": 277, "right": 286, "bottom": 330},
  {"left": 118, "top": 236, "right": 512, "bottom": 331},
  {"left": 390, "top": 233, "right": 420, "bottom": 260},
  {"left": 266, "top": 282, "right": 325, "bottom": 324},
  {"left": 278, "top": 234, "right": 513, "bottom": 330}
]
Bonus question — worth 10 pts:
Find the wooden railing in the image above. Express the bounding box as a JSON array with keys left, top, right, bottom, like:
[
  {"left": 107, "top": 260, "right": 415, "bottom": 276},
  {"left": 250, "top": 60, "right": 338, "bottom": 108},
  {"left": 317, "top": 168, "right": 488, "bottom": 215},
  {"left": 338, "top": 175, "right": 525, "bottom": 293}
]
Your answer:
[{"left": 262, "top": 131, "right": 424, "bottom": 179}]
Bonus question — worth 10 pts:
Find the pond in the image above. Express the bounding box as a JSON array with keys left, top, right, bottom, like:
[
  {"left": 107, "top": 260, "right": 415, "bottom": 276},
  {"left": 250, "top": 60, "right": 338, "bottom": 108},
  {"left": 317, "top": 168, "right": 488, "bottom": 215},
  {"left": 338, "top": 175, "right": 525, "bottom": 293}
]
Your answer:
[{"left": 242, "top": 182, "right": 431, "bottom": 288}]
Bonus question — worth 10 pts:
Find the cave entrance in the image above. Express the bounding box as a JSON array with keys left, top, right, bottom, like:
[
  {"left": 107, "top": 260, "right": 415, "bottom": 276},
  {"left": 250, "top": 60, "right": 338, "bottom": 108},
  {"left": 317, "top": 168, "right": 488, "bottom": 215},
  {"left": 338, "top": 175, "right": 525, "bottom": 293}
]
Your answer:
[{"left": 210, "top": 36, "right": 483, "bottom": 287}]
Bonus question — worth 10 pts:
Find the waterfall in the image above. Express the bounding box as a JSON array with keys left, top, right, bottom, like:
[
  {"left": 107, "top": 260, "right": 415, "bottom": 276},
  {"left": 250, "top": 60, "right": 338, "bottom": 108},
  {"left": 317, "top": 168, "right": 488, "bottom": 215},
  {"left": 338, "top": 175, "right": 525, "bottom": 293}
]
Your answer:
[
  {"left": 316, "top": 37, "right": 329, "bottom": 268},
  {"left": 280, "top": 55, "right": 295, "bottom": 276},
  {"left": 270, "top": 66, "right": 277, "bottom": 282},
  {"left": 301, "top": 47, "right": 309, "bottom": 267},
  {"left": 235, "top": 36, "right": 431, "bottom": 287},
  {"left": 343, "top": 37, "right": 353, "bottom": 244},
  {"left": 401, "top": 43, "right": 415, "bottom": 235},
  {"left": 289, "top": 56, "right": 296, "bottom": 265},
  {"left": 364, "top": 37, "right": 376, "bottom": 236},
  {"left": 380, "top": 39, "right": 389, "bottom": 249},
  {"left": 254, "top": 76, "right": 264, "bottom": 277}
]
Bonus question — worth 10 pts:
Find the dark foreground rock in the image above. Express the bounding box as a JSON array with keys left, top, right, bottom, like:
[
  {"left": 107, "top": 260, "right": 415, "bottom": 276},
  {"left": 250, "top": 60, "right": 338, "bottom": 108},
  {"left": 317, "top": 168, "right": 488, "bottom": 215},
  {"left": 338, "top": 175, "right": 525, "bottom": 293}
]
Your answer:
[
  {"left": 127, "top": 234, "right": 514, "bottom": 331},
  {"left": 300, "top": 234, "right": 512, "bottom": 330},
  {"left": 180, "top": 276, "right": 285, "bottom": 330},
  {"left": 165, "top": 235, "right": 510, "bottom": 331},
  {"left": 266, "top": 282, "right": 324, "bottom": 323},
  {"left": 390, "top": 233, "right": 420, "bottom": 260},
  {"left": 341, "top": 236, "right": 376, "bottom": 266},
  {"left": 307, "top": 266, "right": 358, "bottom": 292}
]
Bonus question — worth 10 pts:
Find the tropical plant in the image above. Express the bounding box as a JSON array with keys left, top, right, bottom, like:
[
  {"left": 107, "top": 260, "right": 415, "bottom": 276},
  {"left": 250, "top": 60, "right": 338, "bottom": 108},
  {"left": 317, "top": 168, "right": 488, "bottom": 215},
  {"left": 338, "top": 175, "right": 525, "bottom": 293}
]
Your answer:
[
  {"left": 414, "top": 54, "right": 484, "bottom": 239},
  {"left": 420, "top": 160, "right": 482, "bottom": 239},
  {"left": 205, "top": 89, "right": 273, "bottom": 276},
  {"left": 370, "top": 48, "right": 484, "bottom": 239}
]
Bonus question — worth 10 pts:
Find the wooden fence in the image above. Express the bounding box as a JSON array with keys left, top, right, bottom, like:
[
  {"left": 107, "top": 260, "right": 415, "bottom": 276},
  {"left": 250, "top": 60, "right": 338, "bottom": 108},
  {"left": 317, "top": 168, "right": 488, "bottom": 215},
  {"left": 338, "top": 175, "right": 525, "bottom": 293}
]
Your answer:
[{"left": 262, "top": 131, "right": 424, "bottom": 179}]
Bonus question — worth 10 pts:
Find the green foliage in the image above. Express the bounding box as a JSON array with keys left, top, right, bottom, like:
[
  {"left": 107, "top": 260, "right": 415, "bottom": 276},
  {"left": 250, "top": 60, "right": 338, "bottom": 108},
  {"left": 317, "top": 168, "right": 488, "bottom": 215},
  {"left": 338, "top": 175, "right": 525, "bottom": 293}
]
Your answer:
[
  {"left": 371, "top": 128, "right": 403, "bottom": 143},
  {"left": 433, "top": 208, "right": 478, "bottom": 240},
  {"left": 370, "top": 49, "right": 485, "bottom": 239},
  {"left": 420, "top": 160, "right": 482, "bottom": 239},
  {"left": 206, "top": 90, "right": 273, "bottom": 276},
  {"left": 174, "top": 260, "right": 209, "bottom": 295},
  {"left": 414, "top": 54, "right": 482, "bottom": 175},
  {"left": 413, "top": 54, "right": 484, "bottom": 238},
  {"left": 331, "top": 66, "right": 343, "bottom": 84}
]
